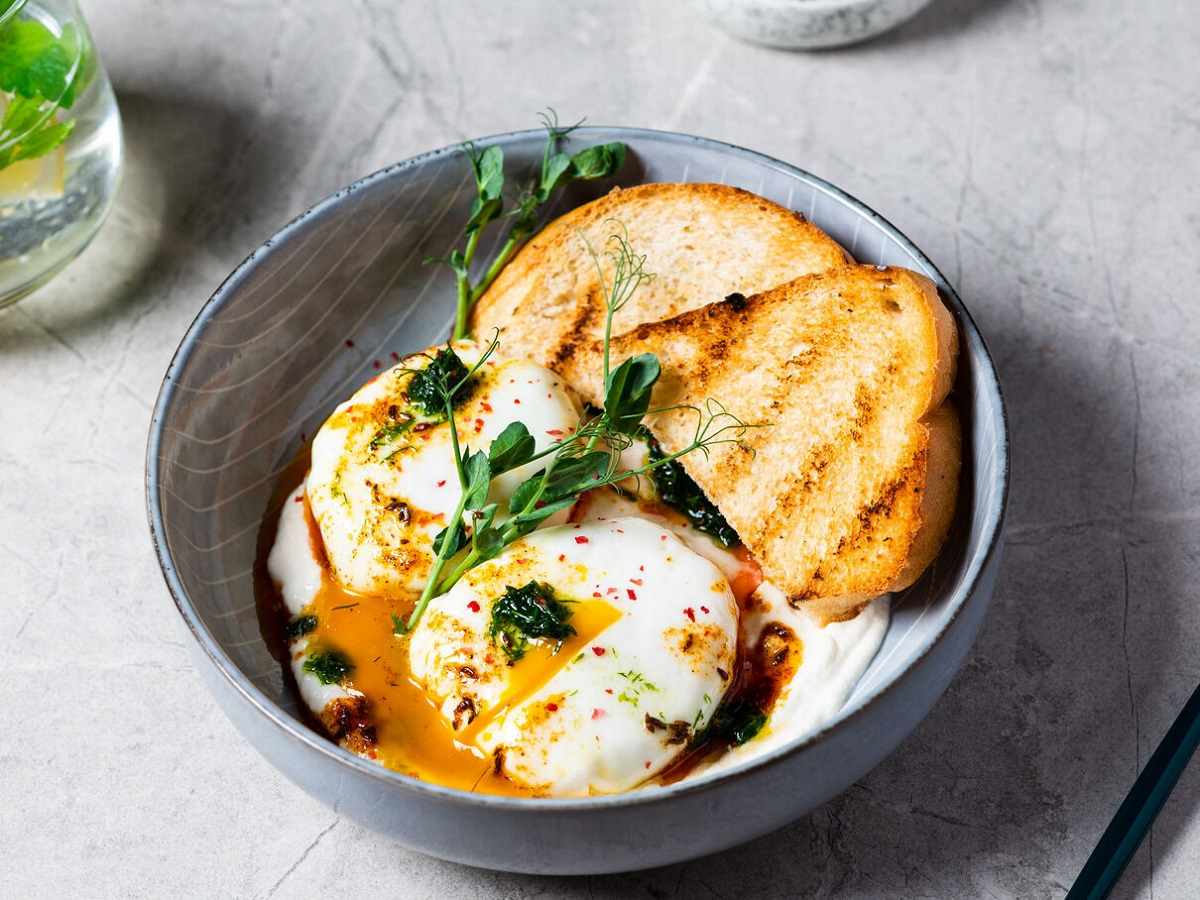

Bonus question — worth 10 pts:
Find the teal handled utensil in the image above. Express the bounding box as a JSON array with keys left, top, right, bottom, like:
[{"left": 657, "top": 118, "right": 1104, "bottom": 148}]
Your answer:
[{"left": 1067, "top": 679, "right": 1200, "bottom": 899}]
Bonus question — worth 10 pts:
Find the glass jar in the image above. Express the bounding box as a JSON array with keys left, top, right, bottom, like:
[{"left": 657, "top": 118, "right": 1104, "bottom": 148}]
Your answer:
[{"left": 0, "top": 0, "right": 122, "bottom": 308}]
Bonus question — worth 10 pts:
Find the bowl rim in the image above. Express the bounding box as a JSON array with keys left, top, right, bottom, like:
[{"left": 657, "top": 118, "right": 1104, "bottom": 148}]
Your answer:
[{"left": 146, "top": 125, "right": 1009, "bottom": 812}]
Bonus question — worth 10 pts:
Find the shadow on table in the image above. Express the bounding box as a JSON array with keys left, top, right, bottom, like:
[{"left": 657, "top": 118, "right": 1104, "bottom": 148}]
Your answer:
[
  {"left": 498, "top": 289, "right": 1193, "bottom": 897},
  {"left": 0, "top": 84, "right": 306, "bottom": 344},
  {"left": 886, "top": 0, "right": 1020, "bottom": 47}
]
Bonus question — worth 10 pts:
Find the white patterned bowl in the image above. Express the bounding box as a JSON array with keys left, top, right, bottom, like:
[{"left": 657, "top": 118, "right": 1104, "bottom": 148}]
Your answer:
[
  {"left": 696, "top": 0, "right": 935, "bottom": 49},
  {"left": 146, "top": 127, "right": 1007, "bottom": 873}
]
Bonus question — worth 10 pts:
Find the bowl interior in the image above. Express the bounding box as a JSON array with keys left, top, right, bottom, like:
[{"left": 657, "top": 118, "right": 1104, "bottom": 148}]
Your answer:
[{"left": 148, "top": 127, "right": 1006, "bottom": 795}]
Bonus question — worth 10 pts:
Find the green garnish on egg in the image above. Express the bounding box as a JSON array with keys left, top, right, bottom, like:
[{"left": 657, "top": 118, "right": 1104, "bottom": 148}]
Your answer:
[
  {"left": 303, "top": 649, "right": 354, "bottom": 685},
  {"left": 487, "top": 581, "right": 576, "bottom": 662},
  {"left": 406, "top": 346, "right": 473, "bottom": 417}
]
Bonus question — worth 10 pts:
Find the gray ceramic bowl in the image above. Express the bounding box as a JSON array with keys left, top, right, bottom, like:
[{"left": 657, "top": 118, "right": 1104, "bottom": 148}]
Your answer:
[
  {"left": 146, "top": 127, "right": 1007, "bottom": 874},
  {"left": 695, "top": 0, "right": 935, "bottom": 49}
]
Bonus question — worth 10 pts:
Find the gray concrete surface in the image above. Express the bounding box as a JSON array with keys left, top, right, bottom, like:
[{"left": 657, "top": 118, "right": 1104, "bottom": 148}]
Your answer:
[{"left": 3, "top": 0, "right": 1198, "bottom": 896}]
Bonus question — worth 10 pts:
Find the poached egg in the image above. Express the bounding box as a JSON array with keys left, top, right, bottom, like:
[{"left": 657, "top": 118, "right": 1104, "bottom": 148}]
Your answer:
[
  {"left": 306, "top": 341, "right": 580, "bottom": 598},
  {"left": 408, "top": 516, "right": 739, "bottom": 794}
]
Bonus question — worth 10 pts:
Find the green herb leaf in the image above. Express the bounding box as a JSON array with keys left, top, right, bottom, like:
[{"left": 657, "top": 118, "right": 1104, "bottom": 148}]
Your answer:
[
  {"left": 698, "top": 697, "right": 767, "bottom": 747},
  {"left": 506, "top": 496, "right": 576, "bottom": 538},
  {"left": 405, "top": 346, "right": 472, "bottom": 417},
  {"left": 471, "top": 524, "right": 505, "bottom": 562},
  {"left": 468, "top": 503, "right": 505, "bottom": 562},
  {"left": 487, "top": 421, "right": 536, "bottom": 474},
  {"left": 466, "top": 143, "right": 505, "bottom": 232},
  {"left": 462, "top": 449, "right": 492, "bottom": 509},
  {"left": 0, "top": 93, "right": 73, "bottom": 169},
  {"left": 303, "top": 650, "right": 353, "bottom": 685},
  {"left": 369, "top": 417, "right": 415, "bottom": 452},
  {"left": 569, "top": 142, "right": 626, "bottom": 180},
  {"left": 432, "top": 521, "right": 466, "bottom": 557},
  {"left": 284, "top": 614, "right": 317, "bottom": 640},
  {"left": 425, "top": 247, "right": 468, "bottom": 279},
  {"left": 391, "top": 613, "right": 406, "bottom": 635},
  {"left": 487, "top": 581, "right": 576, "bottom": 662},
  {"left": 647, "top": 435, "right": 740, "bottom": 547},
  {"left": 603, "top": 353, "right": 661, "bottom": 434},
  {"left": 0, "top": 18, "right": 72, "bottom": 103},
  {"left": 508, "top": 449, "right": 610, "bottom": 516},
  {"left": 538, "top": 151, "right": 573, "bottom": 200}
]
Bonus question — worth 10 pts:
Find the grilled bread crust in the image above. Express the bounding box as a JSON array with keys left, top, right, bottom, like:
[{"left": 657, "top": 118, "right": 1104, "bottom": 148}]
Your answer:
[
  {"left": 471, "top": 182, "right": 849, "bottom": 383},
  {"left": 569, "top": 264, "right": 960, "bottom": 621}
]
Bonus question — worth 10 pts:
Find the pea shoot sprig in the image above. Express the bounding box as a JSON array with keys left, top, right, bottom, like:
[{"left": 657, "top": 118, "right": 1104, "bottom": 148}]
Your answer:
[
  {"left": 429, "top": 110, "right": 627, "bottom": 342},
  {"left": 397, "top": 232, "right": 755, "bottom": 634}
]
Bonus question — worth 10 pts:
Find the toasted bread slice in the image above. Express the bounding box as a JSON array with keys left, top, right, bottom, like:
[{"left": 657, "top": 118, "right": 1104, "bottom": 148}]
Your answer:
[
  {"left": 471, "top": 182, "right": 849, "bottom": 381},
  {"left": 569, "top": 265, "right": 960, "bottom": 621}
]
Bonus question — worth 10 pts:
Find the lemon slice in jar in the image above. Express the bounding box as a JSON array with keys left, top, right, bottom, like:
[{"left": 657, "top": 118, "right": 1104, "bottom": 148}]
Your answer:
[{"left": 0, "top": 144, "right": 66, "bottom": 201}]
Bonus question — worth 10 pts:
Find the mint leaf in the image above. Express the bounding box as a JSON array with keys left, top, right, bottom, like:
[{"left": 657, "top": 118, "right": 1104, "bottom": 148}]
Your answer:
[
  {"left": 0, "top": 18, "right": 72, "bottom": 104},
  {"left": 0, "top": 94, "right": 73, "bottom": 169}
]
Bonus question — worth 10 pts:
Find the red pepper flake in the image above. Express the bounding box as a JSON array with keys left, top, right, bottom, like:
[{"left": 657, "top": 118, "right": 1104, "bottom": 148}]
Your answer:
[
  {"left": 546, "top": 702, "right": 559, "bottom": 712},
  {"left": 592, "top": 708, "right": 605, "bottom": 720},
  {"left": 513, "top": 398, "right": 521, "bottom": 404},
  {"left": 344, "top": 339, "right": 355, "bottom": 348},
  {"left": 485, "top": 654, "right": 495, "bottom": 664},
  {"left": 474, "top": 418, "right": 484, "bottom": 433},
  {"left": 574, "top": 535, "right": 589, "bottom": 544},
  {"left": 372, "top": 360, "right": 382, "bottom": 369},
  {"left": 630, "top": 578, "right": 642, "bottom": 586},
  {"left": 481, "top": 401, "right": 493, "bottom": 413},
  {"left": 605, "top": 688, "right": 614, "bottom": 695},
  {"left": 546, "top": 429, "right": 564, "bottom": 437},
  {"left": 639, "top": 564, "right": 644, "bottom": 572},
  {"left": 557, "top": 553, "right": 566, "bottom": 562},
  {"left": 683, "top": 607, "right": 697, "bottom": 622},
  {"left": 644, "top": 761, "right": 651, "bottom": 769},
  {"left": 606, "top": 586, "right": 618, "bottom": 595},
  {"left": 627, "top": 588, "right": 638, "bottom": 601},
  {"left": 467, "top": 600, "right": 480, "bottom": 613},
  {"left": 367, "top": 750, "right": 377, "bottom": 759},
  {"left": 592, "top": 646, "right": 606, "bottom": 656},
  {"left": 293, "top": 495, "right": 303, "bottom": 503},
  {"left": 436, "top": 479, "right": 446, "bottom": 487},
  {"left": 390, "top": 351, "right": 400, "bottom": 362},
  {"left": 660, "top": 534, "right": 668, "bottom": 541},
  {"left": 592, "top": 591, "right": 602, "bottom": 598},
  {"left": 700, "top": 605, "right": 710, "bottom": 614}
]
